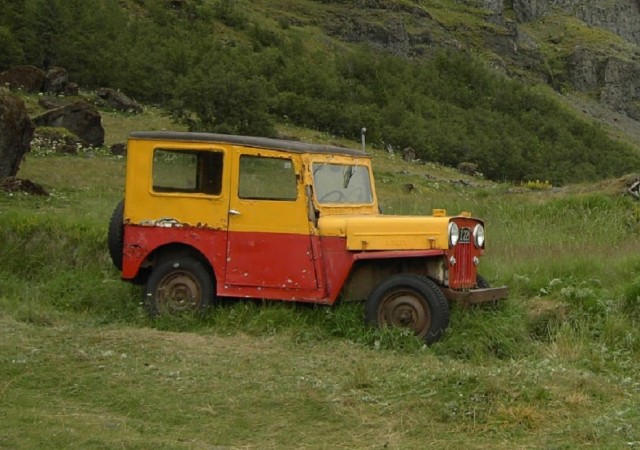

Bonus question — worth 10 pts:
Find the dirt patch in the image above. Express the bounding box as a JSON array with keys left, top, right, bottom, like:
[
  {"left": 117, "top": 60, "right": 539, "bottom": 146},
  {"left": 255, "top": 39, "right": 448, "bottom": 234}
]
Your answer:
[{"left": 0, "top": 177, "right": 49, "bottom": 196}]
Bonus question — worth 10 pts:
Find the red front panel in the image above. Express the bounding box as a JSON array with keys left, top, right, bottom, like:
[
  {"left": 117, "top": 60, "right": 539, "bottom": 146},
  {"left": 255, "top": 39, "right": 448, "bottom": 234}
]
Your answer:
[{"left": 447, "top": 218, "right": 483, "bottom": 289}]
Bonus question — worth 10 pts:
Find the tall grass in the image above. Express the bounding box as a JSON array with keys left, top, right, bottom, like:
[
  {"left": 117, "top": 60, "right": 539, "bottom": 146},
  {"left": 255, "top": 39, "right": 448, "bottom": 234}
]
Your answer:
[
  {"left": 2, "top": 152, "right": 640, "bottom": 447},
  {"left": 4, "top": 152, "right": 640, "bottom": 354}
]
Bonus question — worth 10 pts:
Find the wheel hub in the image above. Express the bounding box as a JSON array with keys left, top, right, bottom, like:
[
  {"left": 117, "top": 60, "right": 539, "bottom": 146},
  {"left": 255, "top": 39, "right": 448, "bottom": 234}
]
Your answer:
[
  {"left": 157, "top": 271, "right": 201, "bottom": 314},
  {"left": 380, "top": 291, "right": 431, "bottom": 337}
]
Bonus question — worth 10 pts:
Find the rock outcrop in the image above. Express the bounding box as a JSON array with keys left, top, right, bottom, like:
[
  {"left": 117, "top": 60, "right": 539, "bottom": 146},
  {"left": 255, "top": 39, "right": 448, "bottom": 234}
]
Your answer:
[
  {"left": 96, "top": 88, "right": 143, "bottom": 114},
  {"left": 601, "top": 57, "right": 640, "bottom": 120},
  {"left": 0, "top": 65, "right": 78, "bottom": 96},
  {"left": 0, "top": 65, "right": 45, "bottom": 93},
  {"left": 555, "top": 0, "right": 640, "bottom": 45},
  {"left": 512, "top": 0, "right": 549, "bottom": 22},
  {"left": 43, "top": 67, "right": 69, "bottom": 95},
  {"left": 33, "top": 101, "right": 105, "bottom": 146},
  {"left": 0, "top": 88, "right": 35, "bottom": 178},
  {"left": 473, "top": 0, "right": 640, "bottom": 131}
]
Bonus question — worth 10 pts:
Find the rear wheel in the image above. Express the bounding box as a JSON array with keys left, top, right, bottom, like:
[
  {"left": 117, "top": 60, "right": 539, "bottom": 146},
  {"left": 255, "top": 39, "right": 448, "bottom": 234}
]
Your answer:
[
  {"left": 365, "top": 274, "right": 450, "bottom": 344},
  {"left": 144, "top": 255, "right": 215, "bottom": 317},
  {"left": 107, "top": 200, "right": 124, "bottom": 270}
]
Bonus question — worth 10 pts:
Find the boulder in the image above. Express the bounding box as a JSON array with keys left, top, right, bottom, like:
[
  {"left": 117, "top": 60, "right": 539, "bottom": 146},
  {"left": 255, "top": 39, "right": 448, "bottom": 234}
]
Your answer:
[
  {"left": 43, "top": 66, "right": 69, "bottom": 95},
  {"left": 32, "top": 128, "right": 87, "bottom": 155},
  {"left": 0, "top": 65, "right": 45, "bottom": 93},
  {"left": 96, "top": 87, "right": 143, "bottom": 114},
  {"left": 458, "top": 162, "right": 479, "bottom": 176},
  {"left": 0, "top": 88, "right": 35, "bottom": 178},
  {"left": 33, "top": 101, "right": 105, "bottom": 146},
  {"left": 109, "top": 143, "right": 127, "bottom": 156},
  {"left": 38, "top": 97, "right": 63, "bottom": 110},
  {"left": 0, "top": 177, "right": 48, "bottom": 196},
  {"left": 402, "top": 147, "right": 416, "bottom": 162},
  {"left": 65, "top": 82, "right": 79, "bottom": 96}
]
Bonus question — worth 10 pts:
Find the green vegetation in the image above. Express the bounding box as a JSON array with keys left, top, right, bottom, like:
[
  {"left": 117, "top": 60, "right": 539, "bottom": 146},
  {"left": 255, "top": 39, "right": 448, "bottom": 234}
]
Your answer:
[
  {"left": 1, "top": 130, "right": 640, "bottom": 446},
  {"left": 2, "top": 2, "right": 640, "bottom": 442},
  {"left": 1, "top": 0, "right": 639, "bottom": 184}
]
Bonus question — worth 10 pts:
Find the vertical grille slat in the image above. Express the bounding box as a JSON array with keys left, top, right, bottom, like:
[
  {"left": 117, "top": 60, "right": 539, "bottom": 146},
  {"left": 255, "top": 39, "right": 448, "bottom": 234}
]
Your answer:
[{"left": 452, "top": 243, "right": 474, "bottom": 287}]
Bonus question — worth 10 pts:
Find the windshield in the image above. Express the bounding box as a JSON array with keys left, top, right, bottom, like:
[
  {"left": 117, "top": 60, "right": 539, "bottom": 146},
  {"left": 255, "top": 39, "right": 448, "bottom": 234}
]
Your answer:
[{"left": 312, "top": 162, "right": 373, "bottom": 204}]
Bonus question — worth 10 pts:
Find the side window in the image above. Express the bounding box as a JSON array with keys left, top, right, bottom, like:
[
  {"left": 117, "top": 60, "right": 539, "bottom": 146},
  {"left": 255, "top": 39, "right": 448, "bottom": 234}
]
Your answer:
[
  {"left": 153, "top": 149, "right": 223, "bottom": 195},
  {"left": 238, "top": 155, "right": 297, "bottom": 200}
]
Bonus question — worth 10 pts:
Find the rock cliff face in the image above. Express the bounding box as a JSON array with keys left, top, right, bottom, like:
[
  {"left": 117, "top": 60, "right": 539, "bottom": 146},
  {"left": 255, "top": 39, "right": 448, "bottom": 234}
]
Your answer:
[
  {"left": 513, "top": 0, "right": 549, "bottom": 22},
  {"left": 554, "top": 0, "right": 640, "bottom": 45},
  {"left": 499, "top": 0, "right": 640, "bottom": 45},
  {"left": 568, "top": 49, "right": 640, "bottom": 119},
  {"left": 479, "top": 0, "right": 640, "bottom": 137},
  {"left": 317, "top": 0, "right": 640, "bottom": 140}
]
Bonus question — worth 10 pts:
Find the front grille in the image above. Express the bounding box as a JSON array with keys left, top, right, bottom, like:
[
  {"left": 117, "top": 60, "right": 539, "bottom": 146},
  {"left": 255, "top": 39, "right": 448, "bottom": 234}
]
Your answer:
[{"left": 450, "top": 242, "right": 475, "bottom": 288}]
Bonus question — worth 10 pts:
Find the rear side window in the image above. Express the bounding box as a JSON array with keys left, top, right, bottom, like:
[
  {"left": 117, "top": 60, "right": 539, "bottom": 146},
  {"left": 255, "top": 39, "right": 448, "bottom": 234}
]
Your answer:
[
  {"left": 152, "top": 149, "right": 223, "bottom": 195},
  {"left": 238, "top": 155, "right": 297, "bottom": 200}
]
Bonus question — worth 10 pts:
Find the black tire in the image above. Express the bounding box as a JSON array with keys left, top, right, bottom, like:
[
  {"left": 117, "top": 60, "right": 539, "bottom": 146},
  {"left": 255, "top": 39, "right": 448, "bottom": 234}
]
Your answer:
[
  {"left": 476, "top": 274, "right": 491, "bottom": 289},
  {"left": 108, "top": 200, "right": 124, "bottom": 271},
  {"left": 144, "top": 256, "right": 215, "bottom": 317},
  {"left": 365, "top": 274, "right": 450, "bottom": 345}
]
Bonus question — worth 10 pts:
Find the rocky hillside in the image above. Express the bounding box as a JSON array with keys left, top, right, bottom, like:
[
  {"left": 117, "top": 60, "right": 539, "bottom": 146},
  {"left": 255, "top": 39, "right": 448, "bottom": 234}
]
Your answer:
[{"left": 254, "top": 0, "right": 640, "bottom": 147}]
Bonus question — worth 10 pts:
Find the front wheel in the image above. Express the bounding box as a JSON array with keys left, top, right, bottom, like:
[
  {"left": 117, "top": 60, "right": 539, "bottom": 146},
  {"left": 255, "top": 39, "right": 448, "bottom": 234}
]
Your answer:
[
  {"left": 144, "top": 256, "right": 215, "bottom": 317},
  {"left": 365, "top": 274, "right": 450, "bottom": 345}
]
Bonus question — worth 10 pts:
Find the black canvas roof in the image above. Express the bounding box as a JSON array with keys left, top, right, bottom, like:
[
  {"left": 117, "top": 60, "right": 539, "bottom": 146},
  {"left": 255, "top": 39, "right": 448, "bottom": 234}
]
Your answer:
[{"left": 129, "top": 131, "right": 367, "bottom": 157}]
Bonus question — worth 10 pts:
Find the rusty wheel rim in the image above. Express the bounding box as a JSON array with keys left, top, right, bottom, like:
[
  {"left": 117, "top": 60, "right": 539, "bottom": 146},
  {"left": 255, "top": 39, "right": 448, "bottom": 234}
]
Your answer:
[
  {"left": 156, "top": 270, "right": 202, "bottom": 315},
  {"left": 378, "top": 289, "right": 431, "bottom": 337}
]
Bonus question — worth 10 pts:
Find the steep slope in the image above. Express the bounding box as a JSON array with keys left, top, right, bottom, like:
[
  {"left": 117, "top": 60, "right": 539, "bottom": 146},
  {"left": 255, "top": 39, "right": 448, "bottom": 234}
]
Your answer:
[{"left": 246, "top": 0, "right": 640, "bottom": 148}]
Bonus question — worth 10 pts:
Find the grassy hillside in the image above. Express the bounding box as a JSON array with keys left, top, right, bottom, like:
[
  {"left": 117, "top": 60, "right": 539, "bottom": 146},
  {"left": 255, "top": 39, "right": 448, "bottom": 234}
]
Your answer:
[
  {"left": 2, "top": 0, "right": 640, "bottom": 184},
  {"left": 2, "top": 103, "right": 640, "bottom": 447}
]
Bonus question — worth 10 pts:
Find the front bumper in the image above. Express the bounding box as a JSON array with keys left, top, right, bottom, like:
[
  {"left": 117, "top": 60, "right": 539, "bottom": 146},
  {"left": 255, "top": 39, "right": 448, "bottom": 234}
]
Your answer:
[{"left": 441, "top": 286, "right": 509, "bottom": 306}]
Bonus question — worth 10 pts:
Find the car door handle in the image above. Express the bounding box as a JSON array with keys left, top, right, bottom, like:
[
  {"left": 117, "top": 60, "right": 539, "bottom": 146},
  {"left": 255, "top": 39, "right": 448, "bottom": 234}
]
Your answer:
[{"left": 229, "top": 209, "right": 242, "bottom": 216}]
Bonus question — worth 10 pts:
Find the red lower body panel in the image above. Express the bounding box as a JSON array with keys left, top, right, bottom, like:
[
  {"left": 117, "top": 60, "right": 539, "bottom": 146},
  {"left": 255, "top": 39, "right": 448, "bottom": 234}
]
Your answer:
[{"left": 122, "top": 226, "right": 355, "bottom": 304}]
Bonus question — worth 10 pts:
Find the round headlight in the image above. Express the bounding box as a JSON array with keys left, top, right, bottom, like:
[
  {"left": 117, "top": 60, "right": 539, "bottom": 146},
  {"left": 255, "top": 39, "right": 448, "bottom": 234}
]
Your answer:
[
  {"left": 473, "top": 224, "right": 485, "bottom": 248},
  {"left": 448, "top": 222, "right": 459, "bottom": 247}
]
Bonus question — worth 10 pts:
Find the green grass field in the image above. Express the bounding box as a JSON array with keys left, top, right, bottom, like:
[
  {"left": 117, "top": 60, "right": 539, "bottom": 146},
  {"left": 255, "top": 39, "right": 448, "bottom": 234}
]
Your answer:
[{"left": 2, "top": 128, "right": 640, "bottom": 448}]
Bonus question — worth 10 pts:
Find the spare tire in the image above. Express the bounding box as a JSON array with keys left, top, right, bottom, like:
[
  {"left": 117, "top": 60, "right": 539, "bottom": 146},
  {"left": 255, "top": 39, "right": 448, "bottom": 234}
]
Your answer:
[{"left": 108, "top": 200, "right": 124, "bottom": 271}]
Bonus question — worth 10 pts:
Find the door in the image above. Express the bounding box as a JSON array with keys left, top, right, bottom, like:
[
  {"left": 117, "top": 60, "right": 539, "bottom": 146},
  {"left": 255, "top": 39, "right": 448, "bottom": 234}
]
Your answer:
[{"left": 225, "top": 152, "right": 318, "bottom": 290}]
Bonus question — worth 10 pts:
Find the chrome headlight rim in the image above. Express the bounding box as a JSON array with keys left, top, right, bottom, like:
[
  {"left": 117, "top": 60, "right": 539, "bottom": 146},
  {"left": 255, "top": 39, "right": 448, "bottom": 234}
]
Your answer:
[
  {"left": 448, "top": 222, "right": 460, "bottom": 247},
  {"left": 473, "top": 223, "right": 485, "bottom": 248}
]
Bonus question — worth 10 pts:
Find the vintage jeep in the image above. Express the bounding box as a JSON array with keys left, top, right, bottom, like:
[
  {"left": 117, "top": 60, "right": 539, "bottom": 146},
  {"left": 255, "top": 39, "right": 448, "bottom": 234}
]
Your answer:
[{"left": 108, "top": 131, "right": 507, "bottom": 343}]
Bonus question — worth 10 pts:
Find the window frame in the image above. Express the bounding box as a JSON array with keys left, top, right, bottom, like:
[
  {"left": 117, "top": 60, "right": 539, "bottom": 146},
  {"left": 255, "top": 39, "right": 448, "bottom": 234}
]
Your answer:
[
  {"left": 151, "top": 147, "right": 224, "bottom": 196},
  {"left": 237, "top": 154, "right": 298, "bottom": 201}
]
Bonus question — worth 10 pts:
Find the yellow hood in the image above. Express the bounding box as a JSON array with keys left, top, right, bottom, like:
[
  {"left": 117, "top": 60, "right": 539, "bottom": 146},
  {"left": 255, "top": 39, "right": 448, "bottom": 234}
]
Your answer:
[{"left": 318, "top": 215, "right": 451, "bottom": 251}]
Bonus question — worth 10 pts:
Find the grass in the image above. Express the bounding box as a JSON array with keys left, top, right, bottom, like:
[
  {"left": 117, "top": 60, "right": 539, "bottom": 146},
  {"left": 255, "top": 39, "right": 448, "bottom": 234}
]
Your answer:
[{"left": 2, "top": 124, "right": 640, "bottom": 447}]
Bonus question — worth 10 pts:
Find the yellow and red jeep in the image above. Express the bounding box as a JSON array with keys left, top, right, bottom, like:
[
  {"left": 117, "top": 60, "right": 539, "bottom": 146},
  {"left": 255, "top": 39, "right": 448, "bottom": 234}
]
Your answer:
[{"left": 108, "top": 131, "right": 507, "bottom": 343}]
